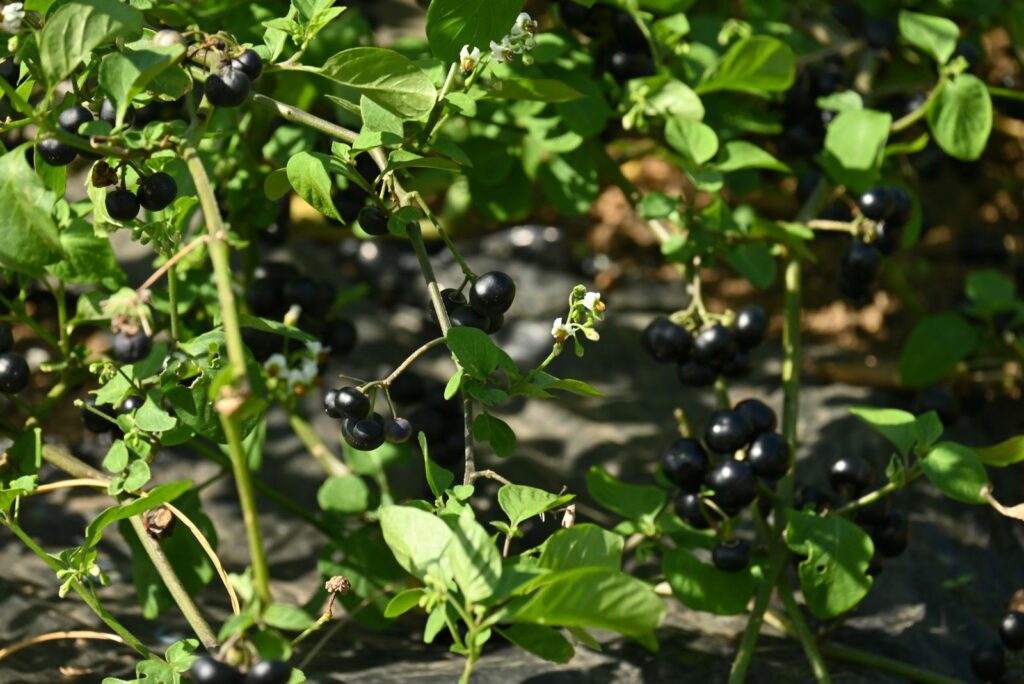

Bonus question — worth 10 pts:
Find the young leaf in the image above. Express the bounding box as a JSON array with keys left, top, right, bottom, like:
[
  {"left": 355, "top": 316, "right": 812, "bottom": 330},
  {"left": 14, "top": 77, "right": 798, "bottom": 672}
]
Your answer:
[
  {"left": 713, "top": 140, "right": 791, "bottom": 173},
  {"left": 585, "top": 467, "right": 665, "bottom": 527},
  {"left": 446, "top": 327, "right": 500, "bottom": 378},
  {"left": 498, "top": 484, "right": 574, "bottom": 528},
  {"left": 698, "top": 36, "right": 796, "bottom": 95},
  {"left": 379, "top": 505, "right": 454, "bottom": 581},
  {"left": 445, "top": 509, "right": 502, "bottom": 603},
  {"left": 662, "top": 548, "right": 756, "bottom": 615},
  {"left": 425, "top": 0, "right": 522, "bottom": 62},
  {"left": 539, "top": 524, "right": 624, "bottom": 571},
  {"left": 849, "top": 407, "right": 917, "bottom": 456},
  {"left": 84, "top": 480, "right": 192, "bottom": 549},
  {"left": 498, "top": 624, "right": 575, "bottom": 664},
  {"left": 784, "top": 511, "right": 873, "bottom": 619},
  {"left": 665, "top": 118, "right": 719, "bottom": 165},
  {"left": 419, "top": 432, "right": 454, "bottom": 500},
  {"left": 928, "top": 74, "right": 992, "bottom": 161},
  {"left": 317, "top": 475, "right": 371, "bottom": 515},
  {"left": 134, "top": 395, "right": 177, "bottom": 433},
  {"left": 820, "top": 109, "right": 892, "bottom": 192},
  {"left": 318, "top": 48, "right": 437, "bottom": 120},
  {"left": 724, "top": 243, "right": 777, "bottom": 289},
  {"left": 286, "top": 152, "right": 342, "bottom": 222},
  {"left": 473, "top": 413, "right": 517, "bottom": 457},
  {"left": 384, "top": 588, "right": 425, "bottom": 618},
  {"left": 913, "top": 411, "right": 944, "bottom": 450},
  {"left": 899, "top": 313, "right": 978, "bottom": 387},
  {"left": 39, "top": 0, "right": 144, "bottom": 88},
  {"left": 920, "top": 442, "right": 988, "bottom": 504},
  {"left": 898, "top": 11, "right": 959, "bottom": 65}
]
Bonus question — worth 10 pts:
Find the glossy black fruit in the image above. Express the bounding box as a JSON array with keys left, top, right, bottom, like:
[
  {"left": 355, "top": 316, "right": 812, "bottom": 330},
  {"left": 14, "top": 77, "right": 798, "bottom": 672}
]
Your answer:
[
  {"left": 0, "top": 322, "right": 12, "bottom": 354},
  {"left": 969, "top": 643, "right": 1006, "bottom": 681},
  {"left": 734, "top": 398, "right": 777, "bottom": 435},
  {"left": 440, "top": 288, "right": 467, "bottom": 313},
  {"left": 873, "top": 220, "right": 901, "bottom": 255},
  {"left": 81, "top": 398, "right": 117, "bottom": 433},
  {"left": 721, "top": 350, "right": 751, "bottom": 379},
  {"left": 106, "top": 189, "right": 140, "bottom": 222},
  {"left": 706, "top": 459, "right": 757, "bottom": 510},
  {"left": 470, "top": 271, "right": 516, "bottom": 316},
  {"left": 853, "top": 493, "right": 892, "bottom": 528},
  {"left": 0, "top": 352, "right": 29, "bottom": 394},
  {"left": 344, "top": 417, "right": 385, "bottom": 451},
  {"left": 232, "top": 49, "right": 264, "bottom": 81},
  {"left": 794, "top": 485, "right": 831, "bottom": 512},
  {"left": 334, "top": 387, "right": 370, "bottom": 420},
  {"left": 138, "top": 172, "right": 178, "bottom": 211},
  {"left": 119, "top": 395, "right": 145, "bottom": 415},
  {"left": 325, "top": 319, "right": 357, "bottom": 357},
  {"left": 112, "top": 331, "right": 152, "bottom": 363},
  {"left": 675, "top": 492, "right": 710, "bottom": 529},
  {"left": 38, "top": 138, "right": 77, "bottom": 166},
  {"left": 609, "top": 51, "right": 655, "bottom": 82},
  {"left": 999, "top": 612, "right": 1024, "bottom": 650},
  {"left": 889, "top": 187, "right": 912, "bottom": 224},
  {"left": 449, "top": 305, "right": 490, "bottom": 330},
  {"left": 661, "top": 438, "right": 708, "bottom": 493},
  {"left": 712, "top": 539, "right": 751, "bottom": 573},
  {"left": 58, "top": 104, "right": 94, "bottom": 135},
  {"left": 205, "top": 68, "right": 251, "bottom": 107},
  {"left": 99, "top": 98, "right": 134, "bottom": 127},
  {"left": 323, "top": 389, "right": 341, "bottom": 418},
  {"left": 245, "top": 660, "right": 290, "bottom": 684},
  {"left": 841, "top": 241, "right": 882, "bottom": 279},
  {"left": 704, "top": 409, "right": 755, "bottom": 453},
  {"left": 641, "top": 318, "right": 692, "bottom": 363},
  {"left": 191, "top": 655, "right": 242, "bottom": 684},
  {"left": 358, "top": 206, "right": 390, "bottom": 236},
  {"left": 734, "top": 305, "right": 767, "bottom": 350},
  {"left": 677, "top": 360, "right": 716, "bottom": 386},
  {"left": 872, "top": 510, "right": 909, "bottom": 557},
  {"left": 747, "top": 432, "right": 791, "bottom": 480},
  {"left": 385, "top": 417, "right": 413, "bottom": 443},
  {"left": 857, "top": 187, "right": 891, "bottom": 221},
  {"left": 692, "top": 324, "right": 736, "bottom": 366},
  {"left": 482, "top": 312, "right": 504, "bottom": 334}
]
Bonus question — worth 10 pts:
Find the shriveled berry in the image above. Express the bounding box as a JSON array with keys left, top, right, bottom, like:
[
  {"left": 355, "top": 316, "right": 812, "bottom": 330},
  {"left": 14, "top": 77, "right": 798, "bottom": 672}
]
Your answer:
[
  {"left": 112, "top": 331, "right": 152, "bottom": 363},
  {"left": 704, "top": 409, "right": 755, "bottom": 453},
  {"left": 675, "top": 492, "right": 710, "bottom": 530},
  {"left": 677, "top": 360, "right": 715, "bottom": 386},
  {"left": 469, "top": 271, "right": 516, "bottom": 316},
  {"left": 969, "top": 643, "right": 1006, "bottom": 682},
  {"left": 712, "top": 539, "right": 751, "bottom": 573},
  {"left": 706, "top": 459, "right": 757, "bottom": 511},
  {"left": 245, "top": 660, "right": 291, "bottom": 684},
  {"left": 828, "top": 455, "right": 873, "bottom": 495},
  {"left": 58, "top": 104, "right": 94, "bottom": 135},
  {"left": 81, "top": 397, "right": 117, "bottom": 433},
  {"left": 325, "top": 319, "right": 357, "bottom": 358},
  {"left": 38, "top": 138, "right": 77, "bottom": 166},
  {"left": 999, "top": 612, "right": 1024, "bottom": 651},
  {"left": 105, "top": 189, "right": 141, "bottom": 222},
  {"left": 641, "top": 318, "right": 692, "bottom": 363},
  {"left": 735, "top": 398, "right": 777, "bottom": 435},
  {"left": 0, "top": 352, "right": 29, "bottom": 394},
  {"left": 747, "top": 432, "right": 791, "bottom": 480},
  {"left": 205, "top": 68, "right": 251, "bottom": 107},
  {"left": 191, "top": 655, "right": 242, "bottom": 684},
  {"left": 385, "top": 417, "right": 413, "bottom": 443},
  {"left": 324, "top": 389, "right": 341, "bottom": 418},
  {"left": 138, "top": 172, "right": 178, "bottom": 211},
  {"left": 734, "top": 305, "right": 767, "bottom": 349},
  {"left": 232, "top": 49, "right": 264, "bottom": 81},
  {"left": 344, "top": 417, "right": 385, "bottom": 451},
  {"left": 358, "top": 206, "right": 389, "bottom": 236},
  {"left": 661, "top": 438, "right": 708, "bottom": 493},
  {"left": 692, "top": 324, "right": 736, "bottom": 366},
  {"left": 872, "top": 510, "right": 909, "bottom": 557}
]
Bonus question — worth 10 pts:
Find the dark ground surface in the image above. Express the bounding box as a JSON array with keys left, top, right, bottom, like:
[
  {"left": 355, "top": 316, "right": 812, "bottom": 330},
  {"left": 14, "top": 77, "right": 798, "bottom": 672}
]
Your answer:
[{"left": 2, "top": 230, "right": 1023, "bottom": 684}]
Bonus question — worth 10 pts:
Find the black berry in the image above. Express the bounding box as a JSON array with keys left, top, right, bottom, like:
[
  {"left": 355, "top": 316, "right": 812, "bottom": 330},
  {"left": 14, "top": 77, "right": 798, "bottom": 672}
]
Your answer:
[
  {"left": 325, "top": 319, "right": 357, "bottom": 358},
  {"left": 889, "top": 187, "right": 912, "bottom": 224},
  {"left": 0, "top": 322, "right": 12, "bottom": 354},
  {"left": 828, "top": 455, "right": 873, "bottom": 495},
  {"left": 641, "top": 318, "right": 692, "bottom": 363},
  {"left": 440, "top": 288, "right": 467, "bottom": 313},
  {"left": 609, "top": 51, "right": 655, "bottom": 82},
  {"left": 999, "top": 612, "right": 1024, "bottom": 651},
  {"left": 81, "top": 398, "right": 117, "bottom": 433},
  {"left": 706, "top": 459, "right": 757, "bottom": 511},
  {"left": 721, "top": 350, "right": 751, "bottom": 379},
  {"left": 704, "top": 409, "right": 755, "bottom": 453},
  {"left": 712, "top": 539, "right": 751, "bottom": 573},
  {"left": 872, "top": 510, "right": 909, "bottom": 557},
  {"left": 343, "top": 417, "right": 385, "bottom": 451},
  {"left": 232, "top": 49, "right": 264, "bottom": 81},
  {"left": 734, "top": 304, "right": 767, "bottom": 349},
  {"left": 245, "top": 660, "right": 290, "bottom": 684},
  {"left": 58, "top": 104, "right": 94, "bottom": 135},
  {"left": 138, "top": 172, "right": 178, "bottom": 211},
  {"left": 38, "top": 138, "right": 77, "bottom": 166},
  {"left": 358, "top": 206, "right": 390, "bottom": 236},
  {"left": 191, "top": 656, "right": 242, "bottom": 684},
  {"left": 0, "top": 58, "right": 17, "bottom": 86},
  {"left": 677, "top": 360, "right": 715, "bottom": 386},
  {"left": 661, "top": 438, "right": 708, "bottom": 493},
  {"left": 99, "top": 98, "right": 134, "bottom": 127},
  {"left": 119, "top": 395, "right": 145, "bottom": 415},
  {"left": 675, "top": 492, "right": 710, "bottom": 529},
  {"left": 873, "top": 220, "right": 901, "bottom": 255},
  {"left": 857, "top": 187, "right": 892, "bottom": 221},
  {"left": 747, "top": 432, "right": 791, "bottom": 480},
  {"left": 841, "top": 241, "right": 882, "bottom": 281},
  {"left": 385, "top": 417, "right": 413, "bottom": 443},
  {"left": 734, "top": 398, "right": 777, "bottom": 435},
  {"left": 334, "top": 387, "right": 370, "bottom": 420},
  {"left": 469, "top": 271, "right": 516, "bottom": 316},
  {"left": 112, "top": 331, "right": 152, "bottom": 363},
  {"left": 969, "top": 643, "right": 1006, "bottom": 681},
  {"left": 853, "top": 492, "right": 892, "bottom": 528},
  {"left": 106, "top": 189, "right": 141, "bottom": 222},
  {"left": 449, "top": 305, "right": 490, "bottom": 330},
  {"left": 692, "top": 324, "right": 736, "bottom": 366},
  {"left": 205, "top": 68, "right": 251, "bottom": 107},
  {"left": 324, "top": 389, "right": 341, "bottom": 418},
  {"left": 0, "top": 352, "right": 29, "bottom": 394},
  {"left": 794, "top": 485, "right": 832, "bottom": 512}
]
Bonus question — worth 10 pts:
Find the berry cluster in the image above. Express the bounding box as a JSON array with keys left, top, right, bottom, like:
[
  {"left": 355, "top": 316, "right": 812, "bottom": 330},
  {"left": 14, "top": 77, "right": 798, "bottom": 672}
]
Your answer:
[
  {"left": 837, "top": 186, "right": 913, "bottom": 306},
  {"left": 438, "top": 271, "right": 516, "bottom": 335},
  {"left": 324, "top": 386, "right": 412, "bottom": 452},
  {"left": 204, "top": 48, "right": 263, "bottom": 108},
  {"left": 0, "top": 323, "right": 29, "bottom": 394},
  {"left": 663, "top": 399, "right": 788, "bottom": 572},
  {"left": 970, "top": 610, "right": 1024, "bottom": 682},
  {"left": 190, "top": 655, "right": 290, "bottom": 684},
  {"left": 642, "top": 304, "right": 767, "bottom": 387}
]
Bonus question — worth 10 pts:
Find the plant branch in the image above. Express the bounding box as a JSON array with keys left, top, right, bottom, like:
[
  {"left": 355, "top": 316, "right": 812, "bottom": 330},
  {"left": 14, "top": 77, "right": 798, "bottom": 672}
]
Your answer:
[
  {"left": 251, "top": 94, "right": 358, "bottom": 143},
  {"left": 777, "top": 578, "right": 830, "bottom": 683},
  {"left": 0, "top": 630, "right": 127, "bottom": 662},
  {"left": 288, "top": 412, "right": 350, "bottom": 477}
]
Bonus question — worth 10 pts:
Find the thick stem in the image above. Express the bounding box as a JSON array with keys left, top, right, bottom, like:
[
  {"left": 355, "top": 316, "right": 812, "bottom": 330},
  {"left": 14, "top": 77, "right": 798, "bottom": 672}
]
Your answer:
[
  {"left": 462, "top": 395, "right": 474, "bottom": 486},
  {"left": 288, "top": 412, "right": 350, "bottom": 476},
  {"left": 778, "top": 579, "right": 830, "bottom": 683}
]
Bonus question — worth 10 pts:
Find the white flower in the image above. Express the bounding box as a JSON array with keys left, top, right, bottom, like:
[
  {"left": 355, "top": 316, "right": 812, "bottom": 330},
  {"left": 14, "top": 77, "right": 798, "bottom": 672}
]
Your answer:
[
  {"left": 511, "top": 12, "right": 537, "bottom": 38},
  {"left": 299, "top": 359, "right": 319, "bottom": 382},
  {"left": 1, "top": 2, "right": 24, "bottom": 33},
  {"left": 285, "top": 367, "right": 308, "bottom": 388},
  {"left": 305, "top": 340, "right": 324, "bottom": 358},
  {"left": 582, "top": 291, "right": 604, "bottom": 313},
  {"left": 263, "top": 353, "right": 288, "bottom": 376},
  {"left": 490, "top": 36, "right": 515, "bottom": 63},
  {"left": 551, "top": 317, "right": 573, "bottom": 342},
  {"left": 459, "top": 44, "right": 481, "bottom": 74}
]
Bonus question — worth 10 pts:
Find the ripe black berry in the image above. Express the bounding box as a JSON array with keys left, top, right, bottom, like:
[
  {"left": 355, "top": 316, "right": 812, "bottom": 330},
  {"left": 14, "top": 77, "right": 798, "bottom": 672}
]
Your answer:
[
  {"left": 609, "top": 51, "right": 655, "bottom": 82},
  {"left": 385, "top": 417, "right": 413, "bottom": 443},
  {"left": 191, "top": 655, "right": 242, "bottom": 684},
  {"left": 58, "top": 104, "right": 94, "bottom": 135},
  {"left": 325, "top": 319, "right": 357, "bottom": 358},
  {"left": 677, "top": 360, "right": 716, "bottom": 386},
  {"left": 794, "top": 485, "right": 831, "bottom": 512},
  {"left": 0, "top": 58, "right": 17, "bottom": 85},
  {"left": 706, "top": 459, "right": 757, "bottom": 511},
  {"left": 0, "top": 322, "right": 12, "bottom": 354},
  {"left": 112, "top": 331, "right": 152, "bottom": 363},
  {"left": 969, "top": 643, "right": 1006, "bottom": 681},
  {"left": 747, "top": 432, "right": 790, "bottom": 480},
  {"left": 734, "top": 398, "right": 777, "bottom": 435},
  {"left": 99, "top": 98, "right": 134, "bottom": 127},
  {"left": 0, "top": 352, "right": 29, "bottom": 394},
  {"left": 641, "top": 318, "right": 692, "bottom": 363},
  {"left": 334, "top": 387, "right": 370, "bottom": 420},
  {"left": 675, "top": 492, "right": 710, "bottom": 529},
  {"left": 344, "top": 417, "right": 385, "bottom": 451},
  {"left": 889, "top": 187, "right": 912, "bottom": 224},
  {"left": 324, "top": 389, "right": 341, "bottom": 418},
  {"left": 999, "top": 612, "right": 1024, "bottom": 651},
  {"left": 721, "top": 350, "right": 751, "bottom": 379},
  {"left": 232, "top": 49, "right": 264, "bottom": 81},
  {"left": 704, "top": 409, "right": 755, "bottom": 453},
  {"left": 872, "top": 510, "right": 909, "bottom": 557},
  {"left": 712, "top": 539, "right": 751, "bottom": 573},
  {"left": 470, "top": 271, "right": 516, "bottom": 316},
  {"left": 358, "top": 206, "right": 390, "bottom": 236},
  {"left": 205, "top": 68, "right": 251, "bottom": 107},
  {"left": 81, "top": 397, "right": 118, "bottom": 432},
  {"left": 661, "top": 438, "right": 708, "bottom": 493},
  {"left": 734, "top": 305, "right": 767, "bottom": 350},
  {"left": 828, "top": 455, "right": 873, "bottom": 495},
  {"left": 449, "top": 305, "right": 490, "bottom": 330},
  {"left": 245, "top": 660, "right": 290, "bottom": 684},
  {"left": 857, "top": 187, "right": 891, "bottom": 221},
  {"left": 106, "top": 189, "right": 141, "bottom": 222},
  {"left": 38, "top": 138, "right": 77, "bottom": 166},
  {"left": 692, "top": 324, "right": 736, "bottom": 366},
  {"left": 841, "top": 241, "right": 882, "bottom": 281},
  {"left": 873, "top": 220, "right": 901, "bottom": 255},
  {"left": 853, "top": 493, "right": 891, "bottom": 528},
  {"left": 119, "top": 395, "right": 145, "bottom": 415},
  {"left": 440, "top": 288, "right": 467, "bottom": 313},
  {"left": 137, "top": 172, "right": 178, "bottom": 211}
]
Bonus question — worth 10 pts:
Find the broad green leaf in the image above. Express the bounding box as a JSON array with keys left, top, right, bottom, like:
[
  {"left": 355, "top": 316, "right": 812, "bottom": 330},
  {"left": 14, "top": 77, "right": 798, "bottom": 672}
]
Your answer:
[
  {"left": 123, "top": 459, "right": 152, "bottom": 491},
  {"left": 662, "top": 548, "right": 756, "bottom": 615},
  {"left": 698, "top": 36, "right": 796, "bottom": 95},
  {"left": 498, "top": 484, "right": 574, "bottom": 528},
  {"left": 665, "top": 118, "right": 718, "bottom": 165},
  {"left": 98, "top": 46, "right": 184, "bottom": 127},
  {"left": 445, "top": 510, "right": 502, "bottom": 603},
  {"left": 820, "top": 109, "right": 892, "bottom": 192},
  {"left": 538, "top": 146, "right": 600, "bottom": 216},
  {"left": 498, "top": 625, "right": 574, "bottom": 664},
  {"left": 713, "top": 140, "right": 791, "bottom": 173},
  {"left": 84, "top": 480, "right": 191, "bottom": 549},
  {"left": 850, "top": 407, "right": 916, "bottom": 456},
  {"left": 898, "top": 11, "right": 958, "bottom": 65},
  {"left": 263, "top": 603, "right": 316, "bottom": 631},
  {"left": 446, "top": 327, "right": 500, "bottom": 378},
  {"left": 978, "top": 435, "right": 1024, "bottom": 467},
  {"left": 928, "top": 75, "right": 992, "bottom": 161},
  {"left": 585, "top": 467, "right": 665, "bottom": 527},
  {"left": 539, "top": 524, "right": 623, "bottom": 571},
  {"left": 319, "top": 48, "right": 437, "bottom": 119},
  {"left": 46, "top": 219, "right": 124, "bottom": 287},
  {"left": 784, "top": 511, "right": 873, "bottom": 619},
  {"left": 134, "top": 395, "right": 177, "bottom": 433},
  {"left": 317, "top": 475, "right": 371, "bottom": 515},
  {"left": 920, "top": 442, "right": 988, "bottom": 504},
  {"left": 0, "top": 147, "right": 63, "bottom": 273},
  {"left": 384, "top": 588, "right": 424, "bottom": 618},
  {"left": 899, "top": 313, "right": 978, "bottom": 387},
  {"left": 914, "top": 412, "right": 944, "bottom": 451},
  {"left": 484, "top": 78, "right": 584, "bottom": 103},
  {"left": 473, "top": 413, "right": 517, "bottom": 457},
  {"left": 39, "top": 0, "right": 144, "bottom": 87},
  {"left": 379, "top": 505, "right": 454, "bottom": 580},
  {"left": 425, "top": 0, "right": 522, "bottom": 62},
  {"left": 724, "top": 243, "right": 776, "bottom": 289},
  {"left": 286, "top": 152, "right": 342, "bottom": 222},
  {"left": 645, "top": 78, "right": 705, "bottom": 121},
  {"left": 102, "top": 440, "right": 129, "bottom": 473},
  {"left": 965, "top": 270, "right": 1016, "bottom": 313}
]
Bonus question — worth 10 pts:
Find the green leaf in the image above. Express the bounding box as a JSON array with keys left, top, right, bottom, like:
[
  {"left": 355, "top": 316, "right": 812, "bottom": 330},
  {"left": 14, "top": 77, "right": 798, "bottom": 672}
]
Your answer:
[
  {"left": 820, "top": 109, "right": 892, "bottom": 192},
  {"left": 538, "top": 146, "right": 600, "bottom": 217},
  {"left": 420, "top": 432, "right": 454, "bottom": 500},
  {"left": 123, "top": 459, "right": 152, "bottom": 491},
  {"left": 724, "top": 243, "right": 777, "bottom": 289},
  {"left": 539, "top": 524, "right": 623, "bottom": 571},
  {"left": 585, "top": 467, "right": 665, "bottom": 527},
  {"left": 698, "top": 36, "right": 796, "bottom": 95},
  {"left": 713, "top": 140, "right": 791, "bottom": 173},
  {"left": 134, "top": 395, "right": 177, "bottom": 433},
  {"left": 665, "top": 118, "right": 718, "bottom": 165},
  {"left": 317, "top": 475, "right": 371, "bottom": 515},
  {"left": 899, "top": 313, "right": 978, "bottom": 387},
  {"left": 46, "top": 219, "right": 124, "bottom": 287},
  {"left": 920, "top": 442, "right": 988, "bottom": 504},
  {"left": 263, "top": 603, "right": 315, "bottom": 631},
  {"left": 102, "top": 440, "right": 129, "bottom": 473},
  {"left": 498, "top": 625, "right": 575, "bottom": 664},
  {"left": 39, "top": 0, "right": 144, "bottom": 88},
  {"left": 898, "top": 10, "right": 959, "bottom": 65},
  {"left": 498, "top": 484, "right": 574, "bottom": 528},
  {"left": 287, "top": 152, "right": 342, "bottom": 222},
  {"left": 445, "top": 509, "right": 502, "bottom": 603},
  {"left": 484, "top": 78, "right": 584, "bottom": 103},
  {"left": 662, "top": 548, "right": 757, "bottom": 615},
  {"left": 978, "top": 435, "right": 1024, "bottom": 467},
  {"left": 425, "top": 0, "right": 522, "bottom": 62},
  {"left": 319, "top": 48, "right": 437, "bottom": 120},
  {"left": 384, "top": 588, "right": 424, "bottom": 618},
  {"left": 928, "top": 74, "right": 992, "bottom": 161},
  {"left": 965, "top": 269, "right": 1016, "bottom": 313},
  {"left": 0, "top": 147, "right": 63, "bottom": 273},
  {"left": 638, "top": 192, "right": 677, "bottom": 219},
  {"left": 239, "top": 314, "right": 317, "bottom": 344},
  {"left": 849, "top": 407, "right": 917, "bottom": 456},
  {"left": 98, "top": 46, "right": 184, "bottom": 127},
  {"left": 446, "top": 327, "right": 500, "bottom": 378},
  {"left": 784, "top": 511, "right": 873, "bottom": 619},
  {"left": 84, "top": 481, "right": 191, "bottom": 549},
  {"left": 473, "top": 413, "right": 517, "bottom": 457},
  {"left": 379, "top": 505, "right": 454, "bottom": 581},
  {"left": 914, "top": 412, "right": 944, "bottom": 451}
]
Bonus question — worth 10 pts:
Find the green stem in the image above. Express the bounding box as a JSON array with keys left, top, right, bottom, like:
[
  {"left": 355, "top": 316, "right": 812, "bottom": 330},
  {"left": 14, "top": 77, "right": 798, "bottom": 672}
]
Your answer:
[
  {"left": 287, "top": 412, "right": 350, "bottom": 477},
  {"left": 891, "top": 80, "right": 945, "bottom": 133},
  {"left": 714, "top": 376, "right": 731, "bottom": 409},
  {"left": 778, "top": 579, "right": 830, "bottom": 683},
  {"left": 167, "top": 263, "right": 181, "bottom": 343},
  {"left": 780, "top": 257, "right": 802, "bottom": 500},
  {"left": 412, "top": 192, "right": 474, "bottom": 280},
  {"left": 55, "top": 281, "right": 70, "bottom": 358},
  {"left": 727, "top": 561, "right": 778, "bottom": 683},
  {"left": 820, "top": 642, "right": 963, "bottom": 684},
  {"left": 251, "top": 94, "right": 358, "bottom": 143},
  {"left": 833, "top": 469, "right": 921, "bottom": 515},
  {"left": 360, "top": 337, "right": 446, "bottom": 392}
]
